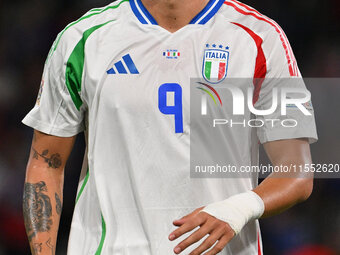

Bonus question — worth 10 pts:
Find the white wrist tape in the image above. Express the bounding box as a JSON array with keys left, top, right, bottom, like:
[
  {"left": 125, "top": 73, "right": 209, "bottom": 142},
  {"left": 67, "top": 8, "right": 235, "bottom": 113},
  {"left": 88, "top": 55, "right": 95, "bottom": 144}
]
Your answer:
[{"left": 200, "top": 191, "right": 264, "bottom": 235}]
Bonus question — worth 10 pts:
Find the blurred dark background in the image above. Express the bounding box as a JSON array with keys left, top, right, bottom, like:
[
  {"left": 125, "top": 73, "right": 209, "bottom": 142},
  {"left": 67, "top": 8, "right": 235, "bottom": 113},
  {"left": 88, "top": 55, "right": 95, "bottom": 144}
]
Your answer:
[{"left": 0, "top": 0, "right": 339, "bottom": 254}]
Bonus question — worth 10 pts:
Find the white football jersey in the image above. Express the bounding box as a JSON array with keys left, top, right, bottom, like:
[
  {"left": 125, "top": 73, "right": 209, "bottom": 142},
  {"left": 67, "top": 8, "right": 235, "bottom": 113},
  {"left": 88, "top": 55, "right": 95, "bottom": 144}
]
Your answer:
[{"left": 23, "top": 0, "right": 317, "bottom": 254}]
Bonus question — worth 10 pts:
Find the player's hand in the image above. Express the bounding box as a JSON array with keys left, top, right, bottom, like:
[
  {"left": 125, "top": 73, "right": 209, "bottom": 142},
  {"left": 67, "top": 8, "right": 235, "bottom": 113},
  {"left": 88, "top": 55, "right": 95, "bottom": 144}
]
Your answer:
[{"left": 169, "top": 207, "right": 235, "bottom": 255}]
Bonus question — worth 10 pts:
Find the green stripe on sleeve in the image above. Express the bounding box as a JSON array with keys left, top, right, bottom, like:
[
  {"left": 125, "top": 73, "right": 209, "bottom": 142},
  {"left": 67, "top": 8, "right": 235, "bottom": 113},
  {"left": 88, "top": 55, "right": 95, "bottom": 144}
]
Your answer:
[
  {"left": 95, "top": 214, "right": 107, "bottom": 255},
  {"left": 54, "top": 0, "right": 128, "bottom": 52},
  {"left": 65, "top": 20, "right": 115, "bottom": 110}
]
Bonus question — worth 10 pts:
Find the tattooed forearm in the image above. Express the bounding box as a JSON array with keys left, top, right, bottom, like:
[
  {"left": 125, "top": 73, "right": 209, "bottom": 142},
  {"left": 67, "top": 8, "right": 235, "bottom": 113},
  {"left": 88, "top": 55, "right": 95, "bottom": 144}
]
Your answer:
[
  {"left": 55, "top": 193, "right": 62, "bottom": 215},
  {"left": 23, "top": 181, "right": 53, "bottom": 242},
  {"left": 32, "top": 147, "right": 62, "bottom": 169}
]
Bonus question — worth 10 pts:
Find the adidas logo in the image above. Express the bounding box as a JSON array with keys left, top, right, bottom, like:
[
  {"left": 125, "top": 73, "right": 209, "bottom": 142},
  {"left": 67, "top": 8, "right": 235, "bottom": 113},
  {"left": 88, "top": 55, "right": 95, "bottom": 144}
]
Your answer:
[{"left": 107, "top": 54, "right": 139, "bottom": 74}]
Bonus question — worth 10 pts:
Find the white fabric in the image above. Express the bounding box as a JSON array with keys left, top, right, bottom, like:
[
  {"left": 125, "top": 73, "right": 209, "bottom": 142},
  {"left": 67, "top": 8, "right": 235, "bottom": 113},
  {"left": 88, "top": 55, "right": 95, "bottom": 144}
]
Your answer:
[
  {"left": 201, "top": 191, "right": 265, "bottom": 235},
  {"left": 22, "top": 0, "right": 317, "bottom": 254}
]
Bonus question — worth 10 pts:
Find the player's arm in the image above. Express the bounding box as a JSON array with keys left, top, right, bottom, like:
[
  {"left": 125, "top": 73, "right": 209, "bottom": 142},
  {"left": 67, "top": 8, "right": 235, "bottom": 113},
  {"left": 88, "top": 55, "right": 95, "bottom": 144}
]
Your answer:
[
  {"left": 253, "top": 138, "right": 313, "bottom": 217},
  {"left": 169, "top": 138, "right": 313, "bottom": 255},
  {"left": 23, "top": 130, "right": 76, "bottom": 255}
]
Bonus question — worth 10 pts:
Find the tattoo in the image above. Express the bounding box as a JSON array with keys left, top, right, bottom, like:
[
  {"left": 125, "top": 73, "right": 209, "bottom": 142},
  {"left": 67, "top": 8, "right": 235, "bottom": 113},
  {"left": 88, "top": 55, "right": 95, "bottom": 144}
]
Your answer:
[
  {"left": 46, "top": 237, "right": 55, "bottom": 255},
  {"left": 55, "top": 193, "right": 62, "bottom": 215},
  {"left": 23, "top": 181, "right": 53, "bottom": 242},
  {"left": 32, "top": 147, "right": 62, "bottom": 169},
  {"left": 33, "top": 243, "right": 42, "bottom": 254}
]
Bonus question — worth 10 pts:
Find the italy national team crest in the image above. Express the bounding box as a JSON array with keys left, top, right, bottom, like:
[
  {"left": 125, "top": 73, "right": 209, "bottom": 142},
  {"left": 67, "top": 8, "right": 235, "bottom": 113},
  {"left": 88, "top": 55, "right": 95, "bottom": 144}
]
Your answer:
[{"left": 202, "top": 44, "right": 230, "bottom": 84}]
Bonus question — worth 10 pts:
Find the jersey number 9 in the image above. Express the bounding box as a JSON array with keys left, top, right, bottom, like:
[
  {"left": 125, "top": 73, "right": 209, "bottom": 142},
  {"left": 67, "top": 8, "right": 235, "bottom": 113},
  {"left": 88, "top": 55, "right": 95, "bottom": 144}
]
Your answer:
[{"left": 158, "top": 83, "right": 184, "bottom": 133}]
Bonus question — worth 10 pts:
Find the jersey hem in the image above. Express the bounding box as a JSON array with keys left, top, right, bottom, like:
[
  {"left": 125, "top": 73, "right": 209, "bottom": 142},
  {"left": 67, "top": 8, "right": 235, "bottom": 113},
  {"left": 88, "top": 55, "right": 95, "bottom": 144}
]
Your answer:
[
  {"left": 22, "top": 114, "right": 84, "bottom": 137},
  {"left": 258, "top": 130, "right": 318, "bottom": 144}
]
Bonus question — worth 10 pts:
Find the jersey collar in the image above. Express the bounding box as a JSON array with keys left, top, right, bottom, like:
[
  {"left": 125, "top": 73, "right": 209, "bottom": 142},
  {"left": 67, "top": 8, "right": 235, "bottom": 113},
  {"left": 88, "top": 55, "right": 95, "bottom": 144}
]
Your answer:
[{"left": 129, "top": 0, "right": 225, "bottom": 25}]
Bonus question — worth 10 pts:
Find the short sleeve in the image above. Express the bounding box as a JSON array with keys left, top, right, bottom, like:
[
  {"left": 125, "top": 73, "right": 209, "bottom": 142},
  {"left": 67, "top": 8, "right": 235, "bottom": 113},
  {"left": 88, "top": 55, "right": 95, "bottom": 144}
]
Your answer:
[
  {"left": 255, "top": 27, "right": 318, "bottom": 144},
  {"left": 22, "top": 38, "right": 85, "bottom": 137}
]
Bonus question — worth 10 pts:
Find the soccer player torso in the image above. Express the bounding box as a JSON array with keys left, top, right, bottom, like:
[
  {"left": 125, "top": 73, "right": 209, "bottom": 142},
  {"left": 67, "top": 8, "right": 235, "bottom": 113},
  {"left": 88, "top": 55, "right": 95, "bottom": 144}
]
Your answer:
[
  {"left": 46, "top": 0, "right": 306, "bottom": 254},
  {"left": 74, "top": 1, "right": 262, "bottom": 254},
  {"left": 22, "top": 0, "right": 317, "bottom": 253},
  {"left": 65, "top": 0, "right": 269, "bottom": 254}
]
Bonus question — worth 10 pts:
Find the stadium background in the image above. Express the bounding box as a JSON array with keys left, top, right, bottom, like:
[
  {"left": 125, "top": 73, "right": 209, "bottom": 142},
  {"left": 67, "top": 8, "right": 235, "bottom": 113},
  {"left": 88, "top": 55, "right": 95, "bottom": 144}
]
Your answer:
[{"left": 0, "top": 0, "right": 339, "bottom": 254}]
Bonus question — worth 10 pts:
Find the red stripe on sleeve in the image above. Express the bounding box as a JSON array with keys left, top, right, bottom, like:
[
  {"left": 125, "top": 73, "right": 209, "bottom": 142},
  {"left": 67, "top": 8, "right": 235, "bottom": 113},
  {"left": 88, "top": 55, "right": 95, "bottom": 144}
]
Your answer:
[
  {"left": 231, "top": 22, "right": 267, "bottom": 105},
  {"left": 230, "top": 0, "right": 295, "bottom": 63},
  {"left": 224, "top": 1, "right": 297, "bottom": 76}
]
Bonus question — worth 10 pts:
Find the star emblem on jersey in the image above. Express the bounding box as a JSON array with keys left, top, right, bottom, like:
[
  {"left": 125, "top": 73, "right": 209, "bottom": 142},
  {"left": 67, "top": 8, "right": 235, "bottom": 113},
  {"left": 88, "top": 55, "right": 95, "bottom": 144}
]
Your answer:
[
  {"left": 107, "top": 54, "right": 139, "bottom": 75},
  {"left": 202, "top": 44, "right": 230, "bottom": 84}
]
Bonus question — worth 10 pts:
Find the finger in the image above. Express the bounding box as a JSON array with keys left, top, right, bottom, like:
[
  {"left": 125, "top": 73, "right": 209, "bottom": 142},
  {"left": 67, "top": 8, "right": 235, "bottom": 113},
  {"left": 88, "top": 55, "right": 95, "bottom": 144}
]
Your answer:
[
  {"left": 173, "top": 213, "right": 196, "bottom": 226},
  {"left": 174, "top": 223, "right": 213, "bottom": 253},
  {"left": 188, "top": 227, "right": 225, "bottom": 255},
  {"left": 173, "top": 207, "right": 205, "bottom": 226},
  {"left": 203, "top": 234, "right": 232, "bottom": 255},
  {"left": 169, "top": 216, "right": 206, "bottom": 241},
  {"left": 173, "top": 217, "right": 188, "bottom": 226}
]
